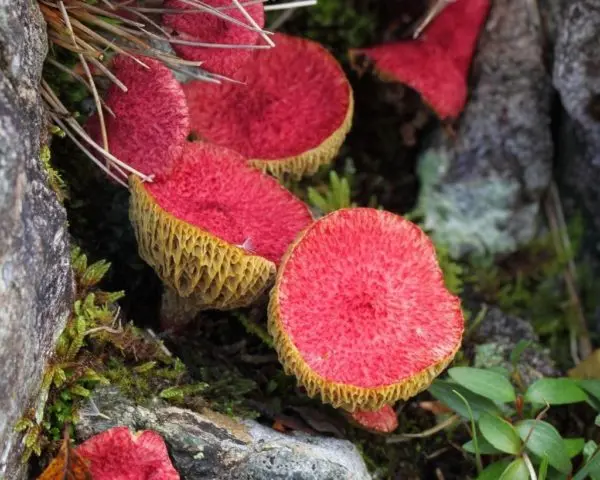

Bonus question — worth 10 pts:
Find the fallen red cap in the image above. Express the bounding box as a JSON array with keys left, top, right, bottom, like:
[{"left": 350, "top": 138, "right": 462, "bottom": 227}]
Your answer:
[
  {"left": 85, "top": 54, "right": 189, "bottom": 180},
  {"left": 75, "top": 426, "right": 180, "bottom": 479},
  {"left": 183, "top": 33, "right": 353, "bottom": 178},
  {"left": 350, "top": 405, "right": 399, "bottom": 433},
  {"left": 350, "top": 0, "right": 490, "bottom": 119},
  {"left": 162, "top": 0, "right": 265, "bottom": 77}
]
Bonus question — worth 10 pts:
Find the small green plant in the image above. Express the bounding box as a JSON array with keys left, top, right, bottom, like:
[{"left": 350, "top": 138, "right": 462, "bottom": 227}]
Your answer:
[
  {"left": 307, "top": 170, "right": 355, "bottom": 215},
  {"left": 16, "top": 247, "right": 122, "bottom": 462},
  {"left": 278, "top": 0, "right": 376, "bottom": 57},
  {"left": 419, "top": 362, "right": 600, "bottom": 479},
  {"left": 15, "top": 247, "right": 212, "bottom": 464},
  {"left": 40, "top": 144, "right": 68, "bottom": 203}
]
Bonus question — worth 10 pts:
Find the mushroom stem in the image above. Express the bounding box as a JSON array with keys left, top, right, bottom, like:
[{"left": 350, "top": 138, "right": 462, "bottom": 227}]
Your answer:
[{"left": 159, "top": 287, "right": 202, "bottom": 332}]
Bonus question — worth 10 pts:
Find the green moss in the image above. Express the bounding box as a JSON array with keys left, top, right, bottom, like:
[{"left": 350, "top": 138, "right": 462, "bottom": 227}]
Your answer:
[
  {"left": 40, "top": 145, "right": 68, "bottom": 203},
  {"left": 17, "top": 247, "right": 216, "bottom": 465},
  {"left": 276, "top": 0, "right": 377, "bottom": 60}
]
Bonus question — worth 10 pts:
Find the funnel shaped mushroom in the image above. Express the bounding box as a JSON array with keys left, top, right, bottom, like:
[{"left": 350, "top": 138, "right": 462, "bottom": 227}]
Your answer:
[
  {"left": 85, "top": 55, "right": 189, "bottom": 180},
  {"left": 183, "top": 33, "right": 354, "bottom": 179},
  {"left": 130, "top": 142, "right": 313, "bottom": 311},
  {"left": 350, "top": 0, "right": 490, "bottom": 119},
  {"left": 162, "top": 0, "right": 265, "bottom": 77},
  {"left": 268, "top": 208, "right": 464, "bottom": 411},
  {"left": 75, "top": 426, "right": 179, "bottom": 479},
  {"left": 350, "top": 405, "right": 398, "bottom": 433}
]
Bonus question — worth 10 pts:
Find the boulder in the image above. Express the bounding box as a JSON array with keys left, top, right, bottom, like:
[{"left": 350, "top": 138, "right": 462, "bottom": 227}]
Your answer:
[
  {"left": 468, "top": 306, "right": 558, "bottom": 386},
  {"left": 76, "top": 387, "right": 372, "bottom": 480},
  {"left": 416, "top": 0, "right": 553, "bottom": 258},
  {"left": 0, "top": 1, "right": 73, "bottom": 477},
  {"left": 553, "top": 1, "right": 600, "bottom": 238}
]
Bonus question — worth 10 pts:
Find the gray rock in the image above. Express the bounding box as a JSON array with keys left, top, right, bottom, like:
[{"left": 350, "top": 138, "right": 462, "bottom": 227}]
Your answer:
[
  {"left": 0, "top": 1, "right": 73, "bottom": 478},
  {"left": 553, "top": 1, "right": 600, "bottom": 235},
  {"left": 416, "top": 0, "right": 553, "bottom": 258},
  {"left": 76, "top": 387, "right": 371, "bottom": 480},
  {"left": 468, "top": 306, "right": 558, "bottom": 386}
]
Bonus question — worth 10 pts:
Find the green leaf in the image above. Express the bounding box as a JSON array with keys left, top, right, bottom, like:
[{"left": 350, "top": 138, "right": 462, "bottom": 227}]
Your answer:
[
  {"left": 307, "top": 187, "right": 329, "bottom": 213},
  {"left": 134, "top": 361, "right": 157, "bottom": 373},
  {"left": 510, "top": 340, "right": 532, "bottom": 366},
  {"left": 574, "top": 453, "right": 600, "bottom": 480},
  {"left": 476, "top": 460, "right": 511, "bottom": 480},
  {"left": 564, "top": 438, "right": 585, "bottom": 458},
  {"left": 539, "top": 455, "right": 549, "bottom": 480},
  {"left": 463, "top": 437, "right": 503, "bottom": 455},
  {"left": 428, "top": 380, "right": 501, "bottom": 420},
  {"left": 516, "top": 420, "right": 572, "bottom": 474},
  {"left": 14, "top": 418, "right": 34, "bottom": 432},
  {"left": 525, "top": 378, "right": 588, "bottom": 405},
  {"left": 478, "top": 413, "right": 521, "bottom": 454},
  {"left": 81, "top": 260, "right": 111, "bottom": 286},
  {"left": 596, "top": 414, "right": 600, "bottom": 427},
  {"left": 453, "top": 389, "right": 482, "bottom": 473},
  {"left": 69, "top": 384, "right": 91, "bottom": 397},
  {"left": 576, "top": 441, "right": 600, "bottom": 480},
  {"left": 578, "top": 380, "right": 600, "bottom": 402},
  {"left": 448, "top": 367, "right": 516, "bottom": 403},
  {"left": 499, "top": 458, "right": 529, "bottom": 480},
  {"left": 52, "top": 367, "right": 67, "bottom": 388}
]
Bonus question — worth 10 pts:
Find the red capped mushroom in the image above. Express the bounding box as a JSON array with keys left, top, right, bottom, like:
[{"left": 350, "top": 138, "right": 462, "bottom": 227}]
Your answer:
[
  {"left": 183, "top": 33, "right": 354, "bottom": 179},
  {"left": 350, "top": 405, "right": 399, "bottom": 434},
  {"left": 350, "top": 0, "right": 490, "bottom": 119},
  {"left": 268, "top": 208, "right": 464, "bottom": 412},
  {"left": 85, "top": 54, "right": 189, "bottom": 181},
  {"left": 129, "top": 142, "right": 313, "bottom": 318},
  {"left": 75, "top": 426, "right": 179, "bottom": 480},
  {"left": 162, "top": 0, "right": 266, "bottom": 77}
]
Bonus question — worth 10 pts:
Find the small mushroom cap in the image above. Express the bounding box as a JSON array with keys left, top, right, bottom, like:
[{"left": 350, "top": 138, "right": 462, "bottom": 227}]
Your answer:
[
  {"left": 268, "top": 208, "right": 464, "bottom": 411},
  {"left": 183, "top": 33, "right": 354, "bottom": 179},
  {"left": 350, "top": 405, "right": 398, "bottom": 433},
  {"left": 350, "top": 0, "right": 489, "bottom": 119},
  {"left": 130, "top": 142, "right": 312, "bottom": 310},
  {"left": 85, "top": 55, "right": 189, "bottom": 179},
  {"left": 75, "top": 426, "right": 179, "bottom": 480},
  {"left": 162, "top": 0, "right": 265, "bottom": 77}
]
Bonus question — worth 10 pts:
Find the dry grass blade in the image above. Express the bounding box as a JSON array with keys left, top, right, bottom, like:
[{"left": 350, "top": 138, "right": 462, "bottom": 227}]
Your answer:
[
  {"left": 177, "top": 0, "right": 273, "bottom": 36},
  {"left": 544, "top": 182, "right": 593, "bottom": 364},
  {"left": 58, "top": 0, "right": 110, "bottom": 168},
  {"left": 386, "top": 415, "right": 459, "bottom": 443},
  {"left": 263, "top": 0, "right": 317, "bottom": 11},
  {"left": 66, "top": 0, "right": 146, "bottom": 28},
  {"left": 140, "top": 27, "right": 271, "bottom": 49},
  {"left": 412, "top": 0, "right": 453, "bottom": 39},
  {"left": 233, "top": 0, "right": 274, "bottom": 46},
  {"left": 45, "top": 58, "right": 117, "bottom": 117},
  {"left": 38, "top": 0, "right": 290, "bottom": 185},
  {"left": 41, "top": 79, "right": 152, "bottom": 183}
]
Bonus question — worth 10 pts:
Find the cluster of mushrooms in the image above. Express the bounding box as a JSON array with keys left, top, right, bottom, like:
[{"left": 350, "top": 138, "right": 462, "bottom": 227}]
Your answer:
[{"left": 85, "top": 0, "right": 492, "bottom": 433}]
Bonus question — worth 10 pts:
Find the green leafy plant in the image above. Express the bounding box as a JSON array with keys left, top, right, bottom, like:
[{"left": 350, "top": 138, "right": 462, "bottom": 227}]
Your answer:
[
  {"left": 16, "top": 247, "right": 121, "bottom": 462},
  {"left": 307, "top": 170, "right": 355, "bottom": 215},
  {"left": 424, "top": 365, "right": 600, "bottom": 479},
  {"left": 40, "top": 144, "right": 68, "bottom": 203},
  {"left": 279, "top": 0, "right": 377, "bottom": 57},
  {"left": 15, "top": 247, "right": 212, "bottom": 464}
]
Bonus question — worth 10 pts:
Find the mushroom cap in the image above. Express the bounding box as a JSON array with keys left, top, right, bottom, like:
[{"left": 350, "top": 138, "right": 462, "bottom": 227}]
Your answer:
[
  {"left": 75, "top": 426, "right": 179, "bottom": 480},
  {"left": 350, "top": 405, "right": 398, "bottom": 433},
  {"left": 130, "top": 142, "right": 313, "bottom": 310},
  {"left": 162, "top": 0, "right": 265, "bottom": 77},
  {"left": 183, "top": 33, "right": 354, "bottom": 179},
  {"left": 85, "top": 55, "right": 189, "bottom": 180},
  {"left": 350, "top": 0, "right": 489, "bottom": 119},
  {"left": 268, "top": 208, "right": 464, "bottom": 411}
]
